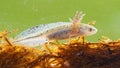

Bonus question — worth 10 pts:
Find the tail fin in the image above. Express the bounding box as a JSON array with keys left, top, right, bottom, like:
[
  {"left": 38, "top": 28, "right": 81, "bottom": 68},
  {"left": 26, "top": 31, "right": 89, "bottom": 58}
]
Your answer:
[{"left": 14, "top": 36, "right": 48, "bottom": 47}]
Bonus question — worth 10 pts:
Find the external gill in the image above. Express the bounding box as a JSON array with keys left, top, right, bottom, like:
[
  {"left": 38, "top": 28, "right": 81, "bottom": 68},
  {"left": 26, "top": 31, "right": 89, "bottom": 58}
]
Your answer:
[{"left": 71, "top": 11, "right": 85, "bottom": 35}]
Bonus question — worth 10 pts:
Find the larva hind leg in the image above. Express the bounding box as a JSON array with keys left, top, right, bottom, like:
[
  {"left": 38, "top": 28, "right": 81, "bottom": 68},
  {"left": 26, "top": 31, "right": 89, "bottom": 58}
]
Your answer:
[{"left": 43, "top": 42, "right": 52, "bottom": 54}]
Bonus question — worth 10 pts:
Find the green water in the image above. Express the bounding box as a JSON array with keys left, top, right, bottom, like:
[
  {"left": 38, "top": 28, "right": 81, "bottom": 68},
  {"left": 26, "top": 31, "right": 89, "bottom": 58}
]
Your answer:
[{"left": 0, "top": 0, "right": 120, "bottom": 42}]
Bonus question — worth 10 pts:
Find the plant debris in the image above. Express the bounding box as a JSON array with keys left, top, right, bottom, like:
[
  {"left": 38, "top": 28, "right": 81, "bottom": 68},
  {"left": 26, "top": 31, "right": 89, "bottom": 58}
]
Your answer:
[{"left": 0, "top": 34, "right": 120, "bottom": 68}]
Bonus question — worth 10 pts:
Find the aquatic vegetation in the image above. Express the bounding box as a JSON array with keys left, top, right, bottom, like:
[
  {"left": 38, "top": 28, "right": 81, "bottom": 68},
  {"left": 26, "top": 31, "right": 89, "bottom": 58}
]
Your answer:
[{"left": 0, "top": 35, "right": 120, "bottom": 68}]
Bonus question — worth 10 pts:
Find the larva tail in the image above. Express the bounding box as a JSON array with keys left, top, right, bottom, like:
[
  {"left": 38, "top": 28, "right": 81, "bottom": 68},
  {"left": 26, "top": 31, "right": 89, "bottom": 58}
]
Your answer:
[{"left": 14, "top": 36, "right": 48, "bottom": 47}]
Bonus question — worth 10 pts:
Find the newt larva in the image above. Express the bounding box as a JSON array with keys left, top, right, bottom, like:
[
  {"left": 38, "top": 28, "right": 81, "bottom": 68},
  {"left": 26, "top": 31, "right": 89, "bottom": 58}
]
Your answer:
[{"left": 14, "top": 11, "right": 97, "bottom": 47}]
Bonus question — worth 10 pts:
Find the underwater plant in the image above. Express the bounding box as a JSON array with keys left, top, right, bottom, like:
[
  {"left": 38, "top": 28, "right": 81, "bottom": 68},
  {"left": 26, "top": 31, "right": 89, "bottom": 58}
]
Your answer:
[{"left": 0, "top": 33, "right": 120, "bottom": 68}]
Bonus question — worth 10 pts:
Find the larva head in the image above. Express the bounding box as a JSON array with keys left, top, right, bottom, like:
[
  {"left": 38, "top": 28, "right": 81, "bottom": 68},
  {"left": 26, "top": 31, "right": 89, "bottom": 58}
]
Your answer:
[{"left": 79, "top": 24, "right": 97, "bottom": 36}]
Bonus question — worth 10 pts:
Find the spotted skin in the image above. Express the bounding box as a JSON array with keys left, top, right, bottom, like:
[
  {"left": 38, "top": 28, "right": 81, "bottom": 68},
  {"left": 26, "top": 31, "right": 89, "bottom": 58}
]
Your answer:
[{"left": 14, "top": 22, "right": 70, "bottom": 41}]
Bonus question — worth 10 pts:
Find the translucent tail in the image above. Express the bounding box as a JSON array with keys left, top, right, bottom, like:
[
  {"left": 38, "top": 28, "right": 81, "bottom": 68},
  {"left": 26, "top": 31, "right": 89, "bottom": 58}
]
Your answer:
[{"left": 14, "top": 36, "right": 48, "bottom": 47}]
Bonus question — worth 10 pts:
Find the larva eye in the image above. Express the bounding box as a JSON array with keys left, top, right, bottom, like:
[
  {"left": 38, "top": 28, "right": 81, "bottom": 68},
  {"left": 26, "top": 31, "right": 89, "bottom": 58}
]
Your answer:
[{"left": 89, "top": 28, "right": 93, "bottom": 32}]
